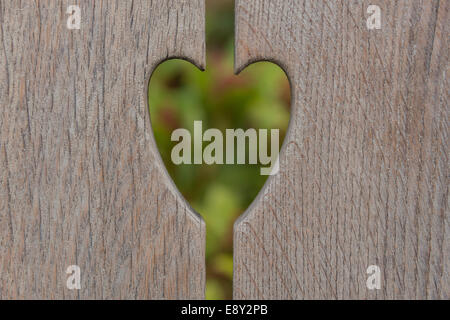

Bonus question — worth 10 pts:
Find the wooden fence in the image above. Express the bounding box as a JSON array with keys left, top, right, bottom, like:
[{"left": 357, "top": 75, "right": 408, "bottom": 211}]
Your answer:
[{"left": 0, "top": 0, "right": 448, "bottom": 299}]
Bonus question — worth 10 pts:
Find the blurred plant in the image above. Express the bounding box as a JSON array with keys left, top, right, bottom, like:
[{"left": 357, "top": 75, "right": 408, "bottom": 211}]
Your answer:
[{"left": 148, "top": 0, "right": 290, "bottom": 299}]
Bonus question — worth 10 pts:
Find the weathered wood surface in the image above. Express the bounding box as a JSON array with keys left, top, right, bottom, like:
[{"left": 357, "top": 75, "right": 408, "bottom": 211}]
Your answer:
[
  {"left": 0, "top": 0, "right": 205, "bottom": 299},
  {"left": 234, "top": 0, "right": 449, "bottom": 299},
  {"left": 1, "top": 0, "right": 448, "bottom": 301}
]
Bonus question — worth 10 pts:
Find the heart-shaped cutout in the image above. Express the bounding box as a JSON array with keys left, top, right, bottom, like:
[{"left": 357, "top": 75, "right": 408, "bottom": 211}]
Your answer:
[{"left": 148, "top": 1, "right": 290, "bottom": 300}]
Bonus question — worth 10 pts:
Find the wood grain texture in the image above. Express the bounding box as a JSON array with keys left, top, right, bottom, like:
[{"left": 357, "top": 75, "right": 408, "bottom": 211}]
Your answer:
[
  {"left": 234, "top": 0, "right": 448, "bottom": 299},
  {"left": 0, "top": 0, "right": 205, "bottom": 299}
]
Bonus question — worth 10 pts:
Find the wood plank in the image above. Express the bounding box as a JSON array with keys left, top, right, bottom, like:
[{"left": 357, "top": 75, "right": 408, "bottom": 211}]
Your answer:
[
  {"left": 234, "top": 0, "right": 448, "bottom": 299},
  {"left": 0, "top": 0, "right": 205, "bottom": 299}
]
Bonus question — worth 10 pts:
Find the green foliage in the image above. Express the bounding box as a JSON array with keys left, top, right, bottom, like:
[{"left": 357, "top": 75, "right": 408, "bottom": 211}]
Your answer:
[{"left": 148, "top": 0, "right": 290, "bottom": 300}]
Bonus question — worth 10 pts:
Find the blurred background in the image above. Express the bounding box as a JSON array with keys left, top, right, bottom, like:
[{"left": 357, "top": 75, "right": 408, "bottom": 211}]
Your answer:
[{"left": 148, "top": 0, "right": 290, "bottom": 299}]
